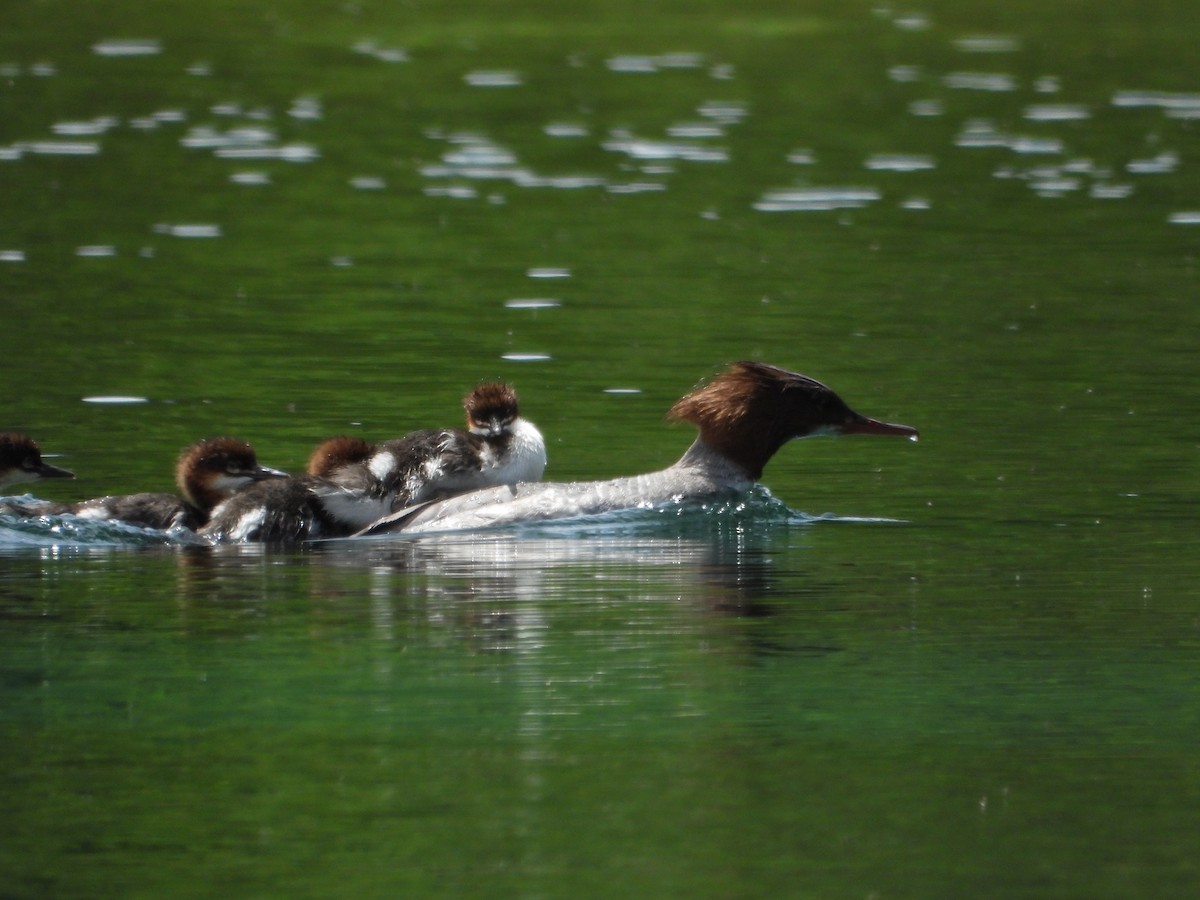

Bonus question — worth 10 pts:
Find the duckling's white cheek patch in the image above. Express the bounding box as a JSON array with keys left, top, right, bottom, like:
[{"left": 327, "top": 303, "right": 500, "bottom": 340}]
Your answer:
[{"left": 214, "top": 473, "right": 255, "bottom": 492}]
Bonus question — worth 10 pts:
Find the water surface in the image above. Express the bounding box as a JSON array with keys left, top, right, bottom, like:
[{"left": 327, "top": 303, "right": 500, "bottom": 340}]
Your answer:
[{"left": 3, "top": 0, "right": 1200, "bottom": 896}]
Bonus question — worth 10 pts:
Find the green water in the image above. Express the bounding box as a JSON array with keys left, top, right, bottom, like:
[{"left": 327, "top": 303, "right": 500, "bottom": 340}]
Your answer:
[{"left": 3, "top": 0, "right": 1200, "bottom": 896}]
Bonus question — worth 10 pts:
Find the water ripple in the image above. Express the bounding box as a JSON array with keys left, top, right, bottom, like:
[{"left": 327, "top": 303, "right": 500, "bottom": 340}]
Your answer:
[
  {"left": 1023, "top": 104, "right": 1090, "bottom": 122},
  {"left": 351, "top": 40, "right": 409, "bottom": 63},
  {"left": 1112, "top": 90, "right": 1200, "bottom": 114},
  {"left": 754, "top": 187, "right": 881, "bottom": 212},
  {"left": 1126, "top": 152, "right": 1179, "bottom": 175},
  {"left": 606, "top": 53, "right": 706, "bottom": 74},
  {"left": 603, "top": 130, "right": 728, "bottom": 163},
  {"left": 943, "top": 71, "right": 1018, "bottom": 92},
  {"left": 92, "top": 39, "right": 162, "bottom": 57},
  {"left": 75, "top": 245, "right": 117, "bottom": 258},
  {"left": 955, "top": 120, "right": 1063, "bottom": 154},
  {"left": 953, "top": 35, "right": 1021, "bottom": 54},
  {"left": 52, "top": 117, "right": 120, "bottom": 136},
  {"left": 152, "top": 223, "right": 223, "bottom": 238},
  {"left": 464, "top": 70, "right": 523, "bottom": 87},
  {"left": 19, "top": 141, "right": 101, "bottom": 156},
  {"left": 864, "top": 153, "right": 936, "bottom": 172}
]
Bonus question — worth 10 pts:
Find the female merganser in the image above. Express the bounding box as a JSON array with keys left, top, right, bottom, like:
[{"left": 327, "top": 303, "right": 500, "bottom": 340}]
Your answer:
[
  {"left": 10, "top": 437, "right": 286, "bottom": 530},
  {"left": 200, "top": 435, "right": 378, "bottom": 542},
  {"left": 203, "top": 383, "right": 547, "bottom": 542},
  {"left": 0, "top": 433, "right": 75, "bottom": 488},
  {"left": 358, "top": 361, "right": 917, "bottom": 535}
]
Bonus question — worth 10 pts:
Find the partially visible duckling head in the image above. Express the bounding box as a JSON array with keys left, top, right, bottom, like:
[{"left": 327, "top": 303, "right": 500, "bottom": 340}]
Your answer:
[
  {"left": 667, "top": 361, "right": 919, "bottom": 478},
  {"left": 0, "top": 433, "right": 75, "bottom": 488},
  {"left": 307, "top": 436, "right": 377, "bottom": 478},
  {"left": 175, "top": 437, "right": 288, "bottom": 511},
  {"left": 464, "top": 382, "right": 521, "bottom": 438}
]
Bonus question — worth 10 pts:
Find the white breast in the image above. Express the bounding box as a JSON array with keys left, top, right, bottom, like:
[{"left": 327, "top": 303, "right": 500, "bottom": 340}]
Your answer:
[{"left": 485, "top": 418, "right": 546, "bottom": 484}]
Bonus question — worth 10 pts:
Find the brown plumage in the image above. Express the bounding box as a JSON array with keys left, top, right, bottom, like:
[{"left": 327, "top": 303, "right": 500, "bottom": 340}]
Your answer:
[
  {"left": 668, "top": 361, "right": 886, "bottom": 479},
  {"left": 306, "top": 436, "right": 377, "bottom": 478}
]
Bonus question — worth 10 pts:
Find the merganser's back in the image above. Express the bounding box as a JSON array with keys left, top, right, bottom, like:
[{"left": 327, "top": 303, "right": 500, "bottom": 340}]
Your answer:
[
  {"left": 0, "top": 433, "right": 75, "bottom": 488},
  {"left": 358, "top": 362, "right": 917, "bottom": 535}
]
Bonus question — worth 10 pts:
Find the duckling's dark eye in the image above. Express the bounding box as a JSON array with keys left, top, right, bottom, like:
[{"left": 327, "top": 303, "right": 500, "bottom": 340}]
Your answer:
[{"left": 21, "top": 457, "right": 37, "bottom": 470}]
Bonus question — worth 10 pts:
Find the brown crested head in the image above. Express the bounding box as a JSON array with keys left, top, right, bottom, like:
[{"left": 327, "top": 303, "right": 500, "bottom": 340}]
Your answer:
[
  {"left": 175, "top": 437, "right": 287, "bottom": 510},
  {"left": 464, "top": 382, "right": 520, "bottom": 436},
  {"left": 667, "top": 361, "right": 918, "bottom": 479},
  {"left": 307, "top": 436, "right": 376, "bottom": 477},
  {"left": 0, "top": 432, "right": 74, "bottom": 485}
]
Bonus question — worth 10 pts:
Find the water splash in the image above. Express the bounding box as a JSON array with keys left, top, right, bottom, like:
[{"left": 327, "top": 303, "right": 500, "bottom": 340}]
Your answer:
[
  {"left": 496, "top": 486, "right": 903, "bottom": 540},
  {"left": 0, "top": 502, "right": 203, "bottom": 550}
]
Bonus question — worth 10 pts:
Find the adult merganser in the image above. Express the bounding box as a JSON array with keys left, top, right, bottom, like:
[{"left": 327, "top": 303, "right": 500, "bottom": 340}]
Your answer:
[
  {"left": 200, "top": 435, "right": 377, "bottom": 542},
  {"left": 203, "top": 383, "right": 547, "bottom": 542},
  {"left": 8, "top": 437, "right": 286, "bottom": 530},
  {"left": 0, "top": 433, "right": 75, "bottom": 488},
  {"left": 358, "top": 361, "right": 918, "bottom": 536}
]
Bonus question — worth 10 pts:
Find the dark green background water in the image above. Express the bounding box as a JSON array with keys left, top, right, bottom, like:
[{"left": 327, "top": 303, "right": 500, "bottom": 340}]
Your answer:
[{"left": 3, "top": 0, "right": 1199, "bottom": 896}]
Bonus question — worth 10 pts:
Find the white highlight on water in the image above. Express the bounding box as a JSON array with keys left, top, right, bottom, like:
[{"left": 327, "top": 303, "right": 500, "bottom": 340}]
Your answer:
[
  {"left": 465, "top": 70, "right": 523, "bottom": 87},
  {"left": 504, "top": 299, "right": 561, "bottom": 309},
  {"left": 92, "top": 39, "right": 162, "bottom": 57},
  {"left": 152, "top": 223, "right": 223, "bottom": 238},
  {"left": 754, "top": 187, "right": 882, "bottom": 212},
  {"left": 864, "top": 153, "right": 936, "bottom": 172}
]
